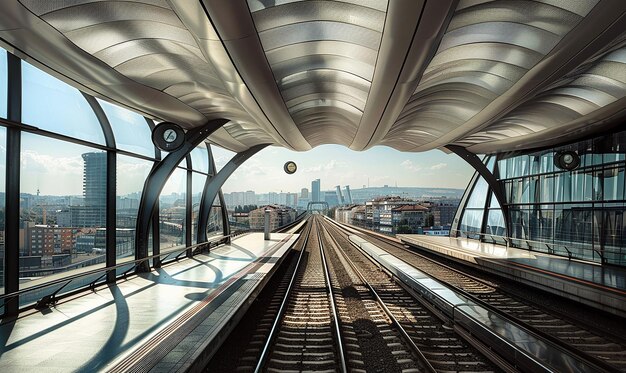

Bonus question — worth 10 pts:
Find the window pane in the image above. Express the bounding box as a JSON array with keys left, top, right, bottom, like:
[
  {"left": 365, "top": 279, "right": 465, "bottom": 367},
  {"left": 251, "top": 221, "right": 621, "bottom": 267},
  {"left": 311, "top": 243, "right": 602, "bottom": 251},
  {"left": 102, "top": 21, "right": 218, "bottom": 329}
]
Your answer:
[
  {"left": 540, "top": 174, "right": 555, "bottom": 203},
  {"left": 604, "top": 166, "right": 625, "bottom": 201},
  {"left": 190, "top": 144, "right": 209, "bottom": 174},
  {"left": 207, "top": 205, "right": 223, "bottom": 238},
  {"left": 117, "top": 155, "right": 153, "bottom": 262},
  {"left": 0, "top": 49, "right": 6, "bottom": 119},
  {"left": 0, "top": 128, "right": 5, "bottom": 295},
  {"left": 22, "top": 62, "right": 105, "bottom": 144},
  {"left": 459, "top": 209, "right": 484, "bottom": 237},
  {"left": 159, "top": 167, "right": 186, "bottom": 251},
  {"left": 19, "top": 133, "right": 107, "bottom": 305},
  {"left": 466, "top": 176, "right": 489, "bottom": 208},
  {"left": 192, "top": 172, "right": 206, "bottom": 243},
  {"left": 97, "top": 98, "right": 155, "bottom": 158},
  {"left": 210, "top": 145, "right": 236, "bottom": 174},
  {"left": 486, "top": 209, "right": 505, "bottom": 236}
]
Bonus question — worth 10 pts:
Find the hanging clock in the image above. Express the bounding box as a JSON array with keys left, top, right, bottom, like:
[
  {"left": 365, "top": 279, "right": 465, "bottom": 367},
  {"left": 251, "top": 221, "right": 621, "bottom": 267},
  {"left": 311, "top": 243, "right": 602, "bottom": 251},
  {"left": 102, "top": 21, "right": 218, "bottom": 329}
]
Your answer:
[
  {"left": 284, "top": 161, "right": 297, "bottom": 174},
  {"left": 152, "top": 122, "right": 185, "bottom": 151}
]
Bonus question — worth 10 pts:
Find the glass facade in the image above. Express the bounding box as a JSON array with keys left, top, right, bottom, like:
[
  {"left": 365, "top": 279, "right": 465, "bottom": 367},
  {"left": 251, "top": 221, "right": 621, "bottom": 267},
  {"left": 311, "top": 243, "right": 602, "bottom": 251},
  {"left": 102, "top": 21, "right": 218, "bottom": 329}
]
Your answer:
[
  {"left": 0, "top": 52, "right": 228, "bottom": 310},
  {"left": 22, "top": 62, "right": 105, "bottom": 145},
  {"left": 0, "top": 127, "right": 5, "bottom": 295},
  {"left": 116, "top": 155, "right": 152, "bottom": 262},
  {"left": 159, "top": 167, "right": 186, "bottom": 251},
  {"left": 0, "top": 48, "right": 6, "bottom": 119},
  {"left": 455, "top": 131, "right": 626, "bottom": 266}
]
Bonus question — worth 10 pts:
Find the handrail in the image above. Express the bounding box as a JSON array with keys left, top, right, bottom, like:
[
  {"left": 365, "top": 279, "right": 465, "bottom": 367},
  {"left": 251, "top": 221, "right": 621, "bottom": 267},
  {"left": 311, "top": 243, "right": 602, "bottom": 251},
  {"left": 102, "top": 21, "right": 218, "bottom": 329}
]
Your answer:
[
  {"left": 449, "top": 229, "right": 621, "bottom": 262},
  {"left": 0, "top": 234, "right": 232, "bottom": 306}
]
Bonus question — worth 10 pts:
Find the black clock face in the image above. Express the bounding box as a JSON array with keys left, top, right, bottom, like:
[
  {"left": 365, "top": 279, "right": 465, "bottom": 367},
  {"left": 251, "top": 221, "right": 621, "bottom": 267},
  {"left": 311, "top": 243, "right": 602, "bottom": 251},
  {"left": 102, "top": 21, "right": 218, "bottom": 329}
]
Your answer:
[
  {"left": 284, "top": 161, "right": 297, "bottom": 174},
  {"left": 152, "top": 122, "right": 185, "bottom": 151}
]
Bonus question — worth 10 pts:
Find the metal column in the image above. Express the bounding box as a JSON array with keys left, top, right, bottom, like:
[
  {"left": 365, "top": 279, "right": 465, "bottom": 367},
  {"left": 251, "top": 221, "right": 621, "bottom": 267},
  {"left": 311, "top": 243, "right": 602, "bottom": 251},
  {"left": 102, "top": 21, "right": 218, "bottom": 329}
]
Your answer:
[
  {"left": 134, "top": 119, "right": 228, "bottom": 272},
  {"left": 446, "top": 145, "right": 510, "bottom": 237},
  {"left": 4, "top": 53, "right": 21, "bottom": 316},
  {"left": 197, "top": 144, "right": 268, "bottom": 243}
]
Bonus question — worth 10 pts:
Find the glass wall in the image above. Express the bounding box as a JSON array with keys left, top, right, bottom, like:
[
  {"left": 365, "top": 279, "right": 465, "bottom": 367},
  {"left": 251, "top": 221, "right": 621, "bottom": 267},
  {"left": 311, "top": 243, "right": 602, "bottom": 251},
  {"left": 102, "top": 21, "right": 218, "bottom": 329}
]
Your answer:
[
  {"left": 207, "top": 196, "right": 223, "bottom": 238},
  {"left": 22, "top": 62, "right": 105, "bottom": 145},
  {"left": 159, "top": 167, "right": 186, "bottom": 251},
  {"left": 0, "top": 128, "right": 5, "bottom": 295},
  {"left": 0, "top": 51, "right": 229, "bottom": 310},
  {"left": 191, "top": 172, "right": 205, "bottom": 243},
  {"left": 98, "top": 98, "right": 154, "bottom": 158},
  {"left": 19, "top": 134, "right": 107, "bottom": 300},
  {"left": 117, "top": 155, "right": 152, "bottom": 262},
  {"left": 0, "top": 48, "right": 6, "bottom": 119},
  {"left": 455, "top": 131, "right": 626, "bottom": 266}
]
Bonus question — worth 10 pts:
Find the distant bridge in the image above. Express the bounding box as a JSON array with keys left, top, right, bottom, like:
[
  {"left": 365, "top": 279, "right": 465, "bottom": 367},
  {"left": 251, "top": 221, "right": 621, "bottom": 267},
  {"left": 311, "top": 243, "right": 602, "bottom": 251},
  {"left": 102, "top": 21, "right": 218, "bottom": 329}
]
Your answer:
[{"left": 307, "top": 201, "right": 329, "bottom": 213}]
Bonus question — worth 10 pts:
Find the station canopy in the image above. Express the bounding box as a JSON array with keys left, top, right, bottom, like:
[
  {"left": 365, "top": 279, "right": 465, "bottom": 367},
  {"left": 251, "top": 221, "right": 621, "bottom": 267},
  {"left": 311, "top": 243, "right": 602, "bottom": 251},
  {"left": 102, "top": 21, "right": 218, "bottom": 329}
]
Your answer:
[{"left": 2, "top": 0, "right": 625, "bottom": 154}]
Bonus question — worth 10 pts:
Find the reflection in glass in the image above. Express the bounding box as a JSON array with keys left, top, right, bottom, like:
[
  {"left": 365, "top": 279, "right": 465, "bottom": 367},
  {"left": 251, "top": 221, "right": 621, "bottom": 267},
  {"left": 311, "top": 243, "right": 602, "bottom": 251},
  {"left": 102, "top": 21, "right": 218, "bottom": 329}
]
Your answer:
[
  {"left": 190, "top": 144, "right": 209, "bottom": 174},
  {"left": 210, "top": 145, "right": 236, "bottom": 173},
  {"left": 466, "top": 176, "right": 488, "bottom": 208},
  {"left": 207, "top": 196, "right": 223, "bottom": 238},
  {"left": 19, "top": 133, "right": 107, "bottom": 301},
  {"left": 116, "top": 155, "right": 152, "bottom": 261},
  {"left": 22, "top": 62, "right": 105, "bottom": 145},
  {"left": 160, "top": 167, "right": 186, "bottom": 250}
]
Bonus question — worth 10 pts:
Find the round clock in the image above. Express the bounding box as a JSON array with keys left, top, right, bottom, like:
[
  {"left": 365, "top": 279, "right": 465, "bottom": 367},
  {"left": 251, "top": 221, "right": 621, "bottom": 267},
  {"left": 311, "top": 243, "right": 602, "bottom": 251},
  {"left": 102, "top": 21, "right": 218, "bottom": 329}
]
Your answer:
[
  {"left": 284, "top": 161, "right": 297, "bottom": 174},
  {"left": 152, "top": 122, "right": 185, "bottom": 151}
]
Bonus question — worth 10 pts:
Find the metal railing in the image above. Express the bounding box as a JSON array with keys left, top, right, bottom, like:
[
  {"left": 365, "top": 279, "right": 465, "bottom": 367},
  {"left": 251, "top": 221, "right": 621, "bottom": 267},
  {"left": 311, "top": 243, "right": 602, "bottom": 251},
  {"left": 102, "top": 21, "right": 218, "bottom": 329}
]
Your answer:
[
  {"left": 0, "top": 235, "right": 232, "bottom": 315},
  {"left": 448, "top": 229, "right": 623, "bottom": 264}
]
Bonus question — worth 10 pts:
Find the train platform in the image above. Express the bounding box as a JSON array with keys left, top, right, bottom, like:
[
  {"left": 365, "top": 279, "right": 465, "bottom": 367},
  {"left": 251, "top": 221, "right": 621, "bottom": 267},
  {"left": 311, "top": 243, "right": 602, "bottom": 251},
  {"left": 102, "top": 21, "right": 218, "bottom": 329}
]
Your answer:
[
  {"left": 398, "top": 234, "right": 626, "bottom": 317},
  {"left": 0, "top": 232, "right": 299, "bottom": 372}
]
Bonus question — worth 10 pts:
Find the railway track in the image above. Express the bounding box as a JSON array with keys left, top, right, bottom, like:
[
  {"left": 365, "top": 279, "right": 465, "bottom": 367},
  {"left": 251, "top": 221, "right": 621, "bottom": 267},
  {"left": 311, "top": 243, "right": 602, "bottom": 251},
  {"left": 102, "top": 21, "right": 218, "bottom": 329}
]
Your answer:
[
  {"left": 317, "top": 217, "right": 498, "bottom": 372},
  {"left": 255, "top": 217, "right": 346, "bottom": 372},
  {"left": 336, "top": 220, "right": 626, "bottom": 372},
  {"left": 208, "top": 217, "right": 499, "bottom": 372}
]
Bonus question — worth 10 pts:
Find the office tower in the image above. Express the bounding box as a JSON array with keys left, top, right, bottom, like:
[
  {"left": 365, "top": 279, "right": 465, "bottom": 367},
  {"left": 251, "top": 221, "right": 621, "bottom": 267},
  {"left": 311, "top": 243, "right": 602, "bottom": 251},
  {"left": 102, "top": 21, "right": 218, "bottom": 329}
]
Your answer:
[
  {"left": 300, "top": 188, "right": 309, "bottom": 198},
  {"left": 335, "top": 185, "right": 344, "bottom": 204},
  {"left": 344, "top": 185, "right": 353, "bottom": 204},
  {"left": 81, "top": 152, "right": 107, "bottom": 227},
  {"left": 311, "top": 179, "right": 321, "bottom": 202}
]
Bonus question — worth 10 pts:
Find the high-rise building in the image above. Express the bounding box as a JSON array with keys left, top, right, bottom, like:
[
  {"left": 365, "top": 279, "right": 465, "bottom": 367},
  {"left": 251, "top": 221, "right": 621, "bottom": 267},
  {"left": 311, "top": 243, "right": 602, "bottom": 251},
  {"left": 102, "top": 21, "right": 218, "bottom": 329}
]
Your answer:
[
  {"left": 81, "top": 152, "right": 107, "bottom": 227},
  {"left": 335, "top": 185, "right": 344, "bottom": 204},
  {"left": 311, "top": 179, "right": 321, "bottom": 202},
  {"left": 300, "top": 188, "right": 309, "bottom": 199},
  {"left": 344, "top": 185, "right": 353, "bottom": 204}
]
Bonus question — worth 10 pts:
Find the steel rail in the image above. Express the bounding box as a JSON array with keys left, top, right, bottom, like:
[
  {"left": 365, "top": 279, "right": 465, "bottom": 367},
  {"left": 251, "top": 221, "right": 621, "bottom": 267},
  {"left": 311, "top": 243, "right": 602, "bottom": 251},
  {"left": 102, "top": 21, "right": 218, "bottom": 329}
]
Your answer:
[
  {"left": 316, "top": 218, "right": 349, "bottom": 373},
  {"left": 319, "top": 219, "right": 437, "bottom": 373},
  {"left": 253, "top": 218, "right": 312, "bottom": 373},
  {"left": 331, "top": 218, "right": 620, "bottom": 373}
]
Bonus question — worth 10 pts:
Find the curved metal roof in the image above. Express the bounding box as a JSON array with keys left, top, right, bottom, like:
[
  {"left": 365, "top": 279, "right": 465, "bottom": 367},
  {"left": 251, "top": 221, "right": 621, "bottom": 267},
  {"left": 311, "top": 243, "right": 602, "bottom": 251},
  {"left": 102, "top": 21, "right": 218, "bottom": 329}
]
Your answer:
[{"left": 1, "top": 0, "right": 624, "bottom": 154}]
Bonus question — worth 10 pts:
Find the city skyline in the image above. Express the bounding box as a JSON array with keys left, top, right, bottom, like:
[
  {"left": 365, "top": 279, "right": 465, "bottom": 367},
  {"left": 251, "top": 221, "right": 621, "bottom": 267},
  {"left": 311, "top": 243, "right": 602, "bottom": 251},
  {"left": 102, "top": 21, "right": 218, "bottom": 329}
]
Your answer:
[
  {"left": 219, "top": 144, "right": 474, "bottom": 194},
  {"left": 15, "top": 136, "right": 474, "bottom": 197}
]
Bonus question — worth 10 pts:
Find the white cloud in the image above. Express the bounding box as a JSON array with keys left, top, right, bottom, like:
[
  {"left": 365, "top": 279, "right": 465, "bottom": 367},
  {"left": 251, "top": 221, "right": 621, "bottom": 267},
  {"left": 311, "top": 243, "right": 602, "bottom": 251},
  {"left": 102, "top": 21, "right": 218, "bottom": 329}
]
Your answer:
[
  {"left": 304, "top": 159, "right": 346, "bottom": 173},
  {"left": 304, "top": 165, "right": 323, "bottom": 173},
  {"left": 430, "top": 163, "right": 447, "bottom": 170},
  {"left": 401, "top": 159, "right": 422, "bottom": 172},
  {"left": 324, "top": 159, "right": 347, "bottom": 170}
]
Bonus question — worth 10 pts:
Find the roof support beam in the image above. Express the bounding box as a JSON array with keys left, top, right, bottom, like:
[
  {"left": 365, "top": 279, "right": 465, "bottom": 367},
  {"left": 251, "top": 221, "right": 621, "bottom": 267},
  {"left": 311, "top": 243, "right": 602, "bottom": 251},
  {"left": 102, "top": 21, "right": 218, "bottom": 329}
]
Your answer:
[
  {"left": 351, "top": 0, "right": 457, "bottom": 151},
  {"left": 134, "top": 119, "right": 228, "bottom": 272},
  {"left": 197, "top": 144, "right": 268, "bottom": 243},
  {"left": 416, "top": 0, "right": 626, "bottom": 151},
  {"left": 446, "top": 145, "right": 510, "bottom": 238},
  {"left": 200, "top": 0, "right": 311, "bottom": 151}
]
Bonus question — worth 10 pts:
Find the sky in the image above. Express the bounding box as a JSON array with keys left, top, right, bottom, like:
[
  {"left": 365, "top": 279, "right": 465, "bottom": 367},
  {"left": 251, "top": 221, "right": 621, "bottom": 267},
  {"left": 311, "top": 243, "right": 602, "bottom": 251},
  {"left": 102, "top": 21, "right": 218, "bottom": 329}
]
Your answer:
[
  {"left": 218, "top": 144, "right": 474, "bottom": 194},
  {"left": 6, "top": 56, "right": 475, "bottom": 197}
]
